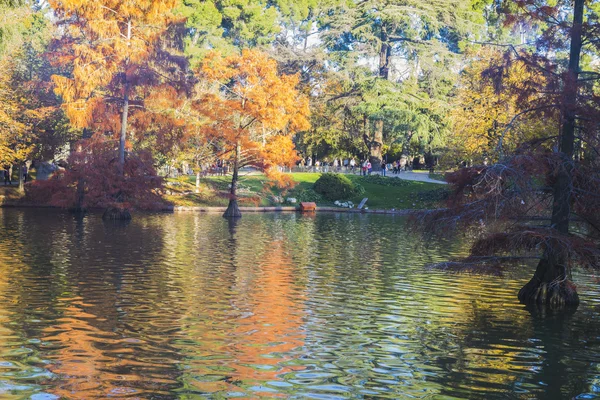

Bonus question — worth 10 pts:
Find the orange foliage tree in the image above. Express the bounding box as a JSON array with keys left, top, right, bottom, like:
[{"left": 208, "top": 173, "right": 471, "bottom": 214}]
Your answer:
[
  {"left": 196, "top": 49, "right": 310, "bottom": 217},
  {"left": 49, "top": 0, "right": 183, "bottom": 172}
]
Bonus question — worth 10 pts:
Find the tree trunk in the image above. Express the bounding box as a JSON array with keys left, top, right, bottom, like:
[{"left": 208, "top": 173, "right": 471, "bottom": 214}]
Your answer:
[
  {"left": 369, "top": 121, "right": 383, "bottom": 171},
  {"left": 518, "top": 252, "right": 579, "bottom": 308},
  {"left": 223, "top": 142, "right": 242, "bottom": 218},
  {"left": 368, "top": 33, "right": 392, "bottom": 170},
  {"left": 379, "top": 41, "right": 391, "bottom": 80},
  {"left": 195, "top": 169, "right": 201, "bottom": 194},
  {"left": 118, "top": 81, "right": 130, "bottom": 173},
  {"left": 519, "top": 0, "right": 583, "bottom": 308},
  {"left": 71, "top": 177, "right": 86, "bottom": 213},
  {"left": 118, "top": 20, "right": 132, "bottom": 174},
  {"left": 18, "top": 164, "right": 24, "bottom": 192}
]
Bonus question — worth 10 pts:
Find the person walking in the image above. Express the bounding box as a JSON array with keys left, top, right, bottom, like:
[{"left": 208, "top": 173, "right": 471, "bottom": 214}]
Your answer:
[
  {"left": 350, "top": 158, "right": 356, "bottom": 173},
  {"left": 22, "top": 164, "right": 28, "bottom": 183},
  {"left": 381, "top": 160, "right": 387, "bottom": 177},
  {"left": 366, "top": 161, "right": 372, "bottom": 175},
  {"left": 399, "top": 157, "right": 406, "bottom": 172}
]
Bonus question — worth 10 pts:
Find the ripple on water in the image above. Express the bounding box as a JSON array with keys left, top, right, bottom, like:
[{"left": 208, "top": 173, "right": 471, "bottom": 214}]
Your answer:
[{"left": 0, "top": 210, "right": 599, "bottom": 399}]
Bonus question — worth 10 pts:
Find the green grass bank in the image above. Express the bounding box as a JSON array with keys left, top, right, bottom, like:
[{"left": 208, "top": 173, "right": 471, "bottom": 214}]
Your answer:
[{"left": 165, "top": 172, "right": 448, "bottom": 210}]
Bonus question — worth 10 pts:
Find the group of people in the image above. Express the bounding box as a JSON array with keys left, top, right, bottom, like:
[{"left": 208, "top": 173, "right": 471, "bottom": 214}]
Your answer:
[
  {"left": 298, "top": 157, "right": 359, "bottom": 173},
  {"left": 298, "top": 156, "right": 415, "bottom": 176},
  {"left": 360, "top": 160, "right": 410, "bottom": 176}
]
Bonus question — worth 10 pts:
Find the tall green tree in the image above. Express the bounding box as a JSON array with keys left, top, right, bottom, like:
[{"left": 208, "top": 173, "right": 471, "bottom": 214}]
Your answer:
[
  {"left": 177, "top": 0, "right": 280, "bottom": 65},
  {"left": 319, "top": 0, "right": 481, "bottom": 167}
]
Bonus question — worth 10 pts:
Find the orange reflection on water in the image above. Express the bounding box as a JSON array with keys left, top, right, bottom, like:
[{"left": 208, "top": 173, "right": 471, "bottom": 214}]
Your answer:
[
  {"left": 41, "top": 298, "right": 143, "bottom": 399},
  {"left": 189, "top": 240, "right": 306, "bottom": 395}
]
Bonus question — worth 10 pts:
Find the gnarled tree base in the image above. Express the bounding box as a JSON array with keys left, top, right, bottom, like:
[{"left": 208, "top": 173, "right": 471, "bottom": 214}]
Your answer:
[
  {"left": 223, "top": 199, "right": 242, "bottom": 218},
  {"left": 102, "top": 207, "right": 132, "bottom": 221},
  {"left": 518, "top": 259, "right": 579, "bottom": 308}
]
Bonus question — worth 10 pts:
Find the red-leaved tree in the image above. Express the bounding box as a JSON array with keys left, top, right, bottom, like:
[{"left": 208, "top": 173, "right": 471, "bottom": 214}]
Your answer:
[
  {"left": 417, "top": 0, "right": 600, "bottom": 310},
  {"left": 26, "top": 135, "right": 164, "bottom": 212}
]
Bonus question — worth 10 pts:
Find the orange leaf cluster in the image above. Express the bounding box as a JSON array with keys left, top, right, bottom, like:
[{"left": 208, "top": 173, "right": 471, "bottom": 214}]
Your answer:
[
  {"left": 49, "top": 0, "right": 179, "bottom": 130},
  {"left": 195, "top": 49, "right": 310, "bottom": 183}
]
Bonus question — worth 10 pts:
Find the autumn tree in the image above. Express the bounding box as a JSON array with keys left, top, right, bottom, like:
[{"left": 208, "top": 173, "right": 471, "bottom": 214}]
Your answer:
[
  {"left": 196, "top": 49, "right": 310, "bottom": 218},
  {"left": 418, "top": 0, "right": 600, "bottom": 309},
  {"left": 0, "top": 59, "right": 31, "bottom": 175},
  {"left": 0, "top": 0, "right": 29, "bottom": 56},
  {"left": 0, "top": 4, "right": 68, "bottom": 191},
  {"left": 450, "top": 47, "right": 557, "bottom": 163},
  {"left": 49, "top": 0, "right": 182, "bottom": 172},
  {"left": 26, "top": 135, "right": 164, "bottom": 215},
  {"left": 0, "top": 1, "right": 32, "bottom": 185}
]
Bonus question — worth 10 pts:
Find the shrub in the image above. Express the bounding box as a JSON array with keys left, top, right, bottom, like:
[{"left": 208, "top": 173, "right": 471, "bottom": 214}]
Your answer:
[
  {"left": 313, "top": 173, "right": 364, "bottom": 201},
  {"left": 416, "top": 187, "right": 451, "bottom": 203},
  {"left": 291, "top": 187, "right": 326, "bottom": 203},
  {"left": 26, "top": 135, "right": 165, "bottom": 211}
]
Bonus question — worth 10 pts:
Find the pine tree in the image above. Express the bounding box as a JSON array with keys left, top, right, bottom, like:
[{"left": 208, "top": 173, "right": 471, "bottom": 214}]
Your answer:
[{"left": 319, "top": 0, "right": 480, "bottom": 167}]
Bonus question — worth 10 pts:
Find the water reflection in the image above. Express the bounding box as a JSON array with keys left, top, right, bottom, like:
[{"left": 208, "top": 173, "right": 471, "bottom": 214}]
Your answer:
[{"left": 0, "top": 209, "right": 599, "bottom": 398}]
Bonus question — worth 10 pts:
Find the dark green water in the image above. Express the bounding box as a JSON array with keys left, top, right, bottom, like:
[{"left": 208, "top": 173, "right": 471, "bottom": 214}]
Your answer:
[{"left": 0, "top": 209, "right": 599, "bottom": 399}]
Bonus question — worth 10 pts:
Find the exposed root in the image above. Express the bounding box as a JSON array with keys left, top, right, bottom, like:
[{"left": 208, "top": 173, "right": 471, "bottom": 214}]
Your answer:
[
  {"left": 518, "top": 277, "right": 579, "bottom": 308},
  {"left": 223, "top": 199, "right": 242, "bottom": 218}
]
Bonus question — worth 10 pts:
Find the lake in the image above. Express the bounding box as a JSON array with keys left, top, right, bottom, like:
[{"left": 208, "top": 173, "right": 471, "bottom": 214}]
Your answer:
[{"left": 0, "top": 209, "right": 599, "bottom": 399}]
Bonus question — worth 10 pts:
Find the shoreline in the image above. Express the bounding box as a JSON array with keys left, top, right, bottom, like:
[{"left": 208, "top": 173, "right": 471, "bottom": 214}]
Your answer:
[
  {"left": 0, "top": 202, "right": 421, "bottom": 215},
  {"left": 166, "top": 205, "right": 418, "bottom": 215}
]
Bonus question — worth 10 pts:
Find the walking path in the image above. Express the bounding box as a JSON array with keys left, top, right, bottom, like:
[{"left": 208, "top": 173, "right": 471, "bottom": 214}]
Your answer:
[
  {"left": 238, "top": 167, "right": 448, "bottom": 184},
  {"left": 364, "top": 171, "right": 447, "bottom": 184},
  {"left": 301, "top": 169, "right": 448, "bottom": 184}
]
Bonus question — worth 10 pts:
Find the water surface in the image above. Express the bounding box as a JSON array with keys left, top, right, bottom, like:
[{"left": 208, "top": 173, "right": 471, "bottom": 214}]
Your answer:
[{"left": 0, "top": 209, "right": 599, "bottom": 399}]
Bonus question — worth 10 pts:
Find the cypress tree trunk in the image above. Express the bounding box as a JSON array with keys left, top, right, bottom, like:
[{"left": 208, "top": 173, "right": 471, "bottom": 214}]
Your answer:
[
  {"left": 118, "top": 80, "right": 130, "bottom": 173},
  {"left": 519, "top": 0, "right": 583, "bottom": 308},
  {"left": 223, "top": 142, "right": 242, "bottom": 218},
  {"left": 118, "top": 20, "right": 132, "bottom": 174},
  {"left": 70, "top": 177, "right": 86, "bottom": 214},
  {"left": 18, "top": 164, "right": 24, "bottom": 192},
  {"left": 195, "top": 169, "right": 201, "bottom": 193},
  {"left": 108, "top": 20, "right": 133, "bottom": 221}
]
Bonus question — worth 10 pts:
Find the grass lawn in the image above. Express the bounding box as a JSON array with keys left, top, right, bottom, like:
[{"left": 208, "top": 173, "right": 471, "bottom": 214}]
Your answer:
[
  {"left": 165, "top": 172, "right": 447, "bottom": 210},
  {"left": 345, "top": 175, "right": 444, "bottom": 209},
  {"left": 428, "top": 172, "right": 447, "bottom": 182}
]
